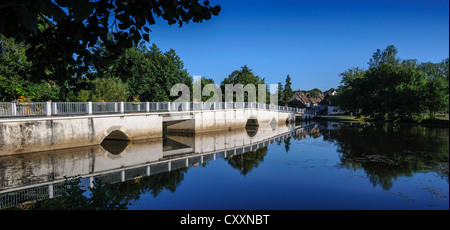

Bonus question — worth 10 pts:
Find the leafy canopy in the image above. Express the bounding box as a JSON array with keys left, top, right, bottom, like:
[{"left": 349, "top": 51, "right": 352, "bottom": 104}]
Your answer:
[
  {"left": 0, "top": 35, "right": 60, "bottom": 101},
  {"left": 221, "top": 65, "right": 269, "bottom": 103},
  {"left": 337, "top": 45, "right": 449, "bottom": 122},
  {"left": 109, "top": 43, "right": 192, "bottom": 102},
  {"left": 0, "top": 0, "right": 220, "bottom": 88}
]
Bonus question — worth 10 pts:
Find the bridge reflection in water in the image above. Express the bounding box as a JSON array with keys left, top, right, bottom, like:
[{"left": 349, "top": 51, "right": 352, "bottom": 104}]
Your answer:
[{"left": 0, "top": 122, "right": 317, "bottom": 209}]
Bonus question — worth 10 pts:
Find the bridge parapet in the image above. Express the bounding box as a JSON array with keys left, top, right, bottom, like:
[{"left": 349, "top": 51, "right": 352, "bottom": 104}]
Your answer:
[{"left": 0, "top": 101, "right": 311, "bottom": 118}]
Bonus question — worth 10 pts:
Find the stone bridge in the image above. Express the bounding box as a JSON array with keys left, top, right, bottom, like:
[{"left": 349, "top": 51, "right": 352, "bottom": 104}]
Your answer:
[{"left": 0, "top": 101, "right": 315, "bottom": 156}]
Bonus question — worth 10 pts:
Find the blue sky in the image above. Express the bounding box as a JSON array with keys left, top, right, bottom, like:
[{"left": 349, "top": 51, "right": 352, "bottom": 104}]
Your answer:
[{"left": 147, "top": 0, "right": 449, "bottom": 91}]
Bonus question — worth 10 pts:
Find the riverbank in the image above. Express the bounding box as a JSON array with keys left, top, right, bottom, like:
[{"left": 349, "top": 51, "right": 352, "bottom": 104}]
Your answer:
[
  {"left": 316, "top": 115, "right": 449, "bottom": 127},
  {"left": 315, "top": 115, "right": 367, "bottom": 123},
  {"left": 419, "top": 117, "right": 449, "bottom": 126}
]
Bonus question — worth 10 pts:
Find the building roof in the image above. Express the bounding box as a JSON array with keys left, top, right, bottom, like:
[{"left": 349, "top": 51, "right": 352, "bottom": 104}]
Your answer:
[
  {"left": 287, "top": 88, "right": 339, "bottom": 107},
  {"left": 287, "top": 90, "right": 324, "bottom": 105}
]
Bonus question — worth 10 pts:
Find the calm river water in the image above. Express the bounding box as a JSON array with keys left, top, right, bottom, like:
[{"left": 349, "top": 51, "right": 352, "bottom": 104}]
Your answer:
[{"left": 0, "top": 121, "right": 448, "bottom": 210}]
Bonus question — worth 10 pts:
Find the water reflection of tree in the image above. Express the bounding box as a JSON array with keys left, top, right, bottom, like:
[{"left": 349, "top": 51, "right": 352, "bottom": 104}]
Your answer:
[
  {"left": 30, "top": 144, "right": 270, "bottom": 209},
  {"left": 117, "top": 168, "right": 189, "bottom": 203},
  {"left": 226, "top": 147, "right": 268, "bottom": 176},
  {"left": 93, "top": 146, "right": 270, "bottom": 206},
  {"left": 226, "top": 127, "right": 321, "bottom": 176},
  {"left": 30, "top": 168, "right": 190, "bottom": 210},
  {"left": 320, "top": 123, "right": 449, "bottom": 190},
  {"left": 284, "top": 137, "right": 291, "bottom": 153}
]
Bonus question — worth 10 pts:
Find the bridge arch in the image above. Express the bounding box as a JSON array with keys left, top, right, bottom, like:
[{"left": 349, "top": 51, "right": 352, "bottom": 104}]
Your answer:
[
  {"left": 246, "top": 116, "right": 259, "bottom": 127},
  {"left": 100, "top": 127, "right": 132, "bottom": 142}
]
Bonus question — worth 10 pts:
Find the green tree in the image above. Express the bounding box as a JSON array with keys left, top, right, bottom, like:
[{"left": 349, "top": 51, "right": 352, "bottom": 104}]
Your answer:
[
  {"left": 424, "top": 76, "right": 449, "bottom": 118},
  {"left": 283, "top": 74, "right": 293, "bottom": 101},
  {"left": 277, "top": 82, "right": 285, "bottom": 105},
  {"left": 199, "top": 76, "right": 217, "bottom": 102},
  {"left": 70, "top": 77, "right": 129, "bottom": 102},
  {"left": 421, "top": 59, "right": 449, "bottom": 118},
  {"left": 368, "top": 45, "right": 401, "bottom": 68},
  {"left": 0, "top": 35, "right": 60, "bottom": 101},
  {"left": 92, "top": 77, "right": 128, "bottom": 102},
  {"left": 110, "top": 43, "right": 192, "bottom": 102},
  {"left": 0, "top": 0, "right": 220, "bottom": 91},
  {"left": 337, "top": 45, "right": 447, "bottom": 122},
  {"left": 221, "top": 65, "right": 269, "bottom": 103}
]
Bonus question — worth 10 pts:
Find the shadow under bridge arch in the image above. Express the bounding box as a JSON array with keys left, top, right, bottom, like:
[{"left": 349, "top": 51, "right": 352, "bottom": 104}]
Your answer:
[
  {"left": 104, "top": 130, "right": 131, "bottom": 141},
  {"left": 246, "top": 116, "right": 259, "bottom": 127}
]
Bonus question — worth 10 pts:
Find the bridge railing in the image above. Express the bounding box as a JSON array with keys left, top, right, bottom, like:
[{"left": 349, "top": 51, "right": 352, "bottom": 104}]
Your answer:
[
  {"left": 92, "top": 102, "right": 118, "bottom": 113},
  {"left": 0, "top": 101, "right": 314, "bottom": 118},
  {"left": 53, "top": 102, "right": 87, "bottom": 115},
  {"left": 0, "top": 102, "right": 48, "bottom": 117}
]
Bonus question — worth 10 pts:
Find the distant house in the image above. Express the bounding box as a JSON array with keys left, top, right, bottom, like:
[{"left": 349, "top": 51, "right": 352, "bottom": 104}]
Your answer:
[
  {"left": 319, "top": 96, "right": 339, "bottom": 114},
  {"left": 286, "top": 89, "right": 324, "bottom": 110},
  {"left": 287, "top": 88, "right": 346, "bottom": 115},
  {"left": 318, "top": 89, "right": 346, "bottom": 115}
]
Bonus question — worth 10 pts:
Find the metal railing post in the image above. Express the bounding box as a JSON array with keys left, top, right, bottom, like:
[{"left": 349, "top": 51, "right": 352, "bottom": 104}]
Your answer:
[
  {"left": 87, "top": 102, "right": 92, "bottom": 115},
  {"left": 53, "top": 103, "right": 58, "bottom": 115},
  {"left": 46, "top": 102, "right": 52, "bottom": 116},
  {"left": 11, "top": 102, "right": 17, "bottom": 116},
  {"left": 48, "top": 184, "right": 54, "bottom": 199},
  {"left": 120, "top": 102, "right": 124, "bottom": 113}
]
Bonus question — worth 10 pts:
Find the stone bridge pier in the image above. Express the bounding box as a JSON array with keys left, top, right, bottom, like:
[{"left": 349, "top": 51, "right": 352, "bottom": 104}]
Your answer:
[
  {"left": 0, "top": 114, "right": 162, "bottom": 156},
  {"left": 166, "top": 109, "right": 294, "bottom": 134}
]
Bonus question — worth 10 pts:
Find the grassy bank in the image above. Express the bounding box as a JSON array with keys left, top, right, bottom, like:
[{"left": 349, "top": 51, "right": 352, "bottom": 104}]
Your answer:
[
  {"left": 315, "top": 115, "right": 368, "bottom": 123},
  {"left": 316, "top": 115, "right": 449, "bottom": 127},
  {"left": 419, "top": 117, "right": 449, "bottom": 126}
]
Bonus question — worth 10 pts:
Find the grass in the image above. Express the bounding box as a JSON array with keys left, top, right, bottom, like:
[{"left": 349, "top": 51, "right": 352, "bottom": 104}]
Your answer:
[
  {"left": 429, "top": 116, "right": 449, "bottom": 121},
  {"left": 316, "top": 115, "right": 449, "bottom": 126},
  {"left": 316, "top": 115, "right": 367, "bottom": 123},
  {"left": 420, "top": 116, "right": 449, "bottom": 126}
]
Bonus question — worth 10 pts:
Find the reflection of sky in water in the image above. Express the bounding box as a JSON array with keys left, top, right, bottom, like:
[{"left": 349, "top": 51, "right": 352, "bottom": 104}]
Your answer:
[
  {"left": 129, "top": 123, "right": 449, "bottom": 210},
  {"left": 1, "top": 122, "right": 448, "bottom": 210}
]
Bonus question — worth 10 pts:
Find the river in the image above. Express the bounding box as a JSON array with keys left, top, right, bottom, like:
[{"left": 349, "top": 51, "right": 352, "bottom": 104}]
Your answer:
[{"left": 0, "top": 121, "right": 448, "bottom": 210}]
